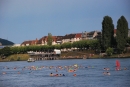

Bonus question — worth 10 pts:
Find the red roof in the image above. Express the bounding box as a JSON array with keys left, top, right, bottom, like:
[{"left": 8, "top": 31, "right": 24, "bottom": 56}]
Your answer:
[
  {"left": 21, "top": 38, "right": 38, "bottom": 45},
  {"left": 37, "top": 36, "right": 47, "bottom": 44},
  {"left": 37, "top": 36, "right": 58, "bottom": 44},
  {"left": 52, "top": 36, "right": 57, "bottom": 42},
  {"left": 75, "top": 33, "right": 82, "bottom": 38}
]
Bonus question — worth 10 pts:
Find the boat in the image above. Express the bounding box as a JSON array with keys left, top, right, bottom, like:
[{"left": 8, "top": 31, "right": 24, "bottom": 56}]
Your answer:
[{"left": 27, "top": 58, "right": 35, "bottom": 62}]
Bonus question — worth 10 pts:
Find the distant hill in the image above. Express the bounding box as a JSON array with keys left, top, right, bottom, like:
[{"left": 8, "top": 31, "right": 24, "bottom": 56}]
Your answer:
[{"left": 0, "top": 38, "right": 14, "bottom": 45}]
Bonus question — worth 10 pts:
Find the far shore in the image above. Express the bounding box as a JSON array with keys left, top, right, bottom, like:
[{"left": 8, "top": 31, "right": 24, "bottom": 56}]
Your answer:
[
  {"left": 0, "top": 51, "right": 130, "bottom": 62},
  {"left": 0, "top": 56, "right": 130, "bottom": 62}
]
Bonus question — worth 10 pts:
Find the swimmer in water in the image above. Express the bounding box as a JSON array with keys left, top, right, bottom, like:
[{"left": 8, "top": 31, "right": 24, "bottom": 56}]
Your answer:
[
  {"left": 2, "top": 72, "right": 6, "bottom": 74},
  {"left": 29, "top": 71, "right": 32, "bottom": 73},
  {"left": 106, "top": 68, "right": 110, "bottom": 70},
  {"left": 73, "top": 74, "right": 77, "bottom": 76},
  {"left": 56, "top": 74, "right": 59, "bottom": 76},
  {"left": 103, "top": 68, "right": 110, "bottom": 70},
  {"left": 103, "top": 72, "right": 106, "bottom": 75},
  {"left": 50, "top": 73, "right": 53, "bottom": 76},
  {"left": 107, "top": 72, "right": 110, "bottom": 75},
  {"left": 18, "top": 71, "right": 20, "bottom": 74},
  {"left": 103, "top": 68, "right": 106, "bottom": 70},
  {"left": 124, "top": 67, "right": 127, "bottom": 70}
]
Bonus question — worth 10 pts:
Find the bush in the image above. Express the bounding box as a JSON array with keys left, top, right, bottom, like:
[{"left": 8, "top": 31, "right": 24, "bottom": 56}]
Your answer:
[{"left": 106, "top": 47, "right": 113, "bottom": 56}]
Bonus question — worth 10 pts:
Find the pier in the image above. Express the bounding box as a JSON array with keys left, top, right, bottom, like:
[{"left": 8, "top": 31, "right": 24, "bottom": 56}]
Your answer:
[{"left": 27, "top": 49, "right": 61, "bottom": 61}]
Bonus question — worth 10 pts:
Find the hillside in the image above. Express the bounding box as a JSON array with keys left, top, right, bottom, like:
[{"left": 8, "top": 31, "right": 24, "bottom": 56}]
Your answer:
[{"left": 0, "top": 38, "right": 14, "bottom": 45}]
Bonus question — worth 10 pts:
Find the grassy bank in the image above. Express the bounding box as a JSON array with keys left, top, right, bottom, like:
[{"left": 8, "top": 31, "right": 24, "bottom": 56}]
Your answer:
[
  {"left": 60, "top": 50, "right": 106, "bottom": 59},
  {"left": 0, "top": 54, "right": 30, "bottom": 62},
  {"left": 60, "top": 50, "right": 130, "bottom": 59}
]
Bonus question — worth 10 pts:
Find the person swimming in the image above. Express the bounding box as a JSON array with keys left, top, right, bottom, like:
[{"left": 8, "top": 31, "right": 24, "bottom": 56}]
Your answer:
[
  {"left": 115, "top": 67, "right": 121, "bottom": 71},
  {"left": 2, "top": 72, "right": 6, "bottom": 75},
  {"left": 55, "top": 74, "right": 59, "bottom": 77},
  {"left": 59, "top": 74, "right": 62, "bottom": 76},
  {"left": 107, "top": 72, "right": 110, "bottom": 75},
  {"left": 63, "top": 74, "right": 65, "bottom": 76},
  {"left": 29, "top": 71, "right": 32, "bottom": 73},
  {"left": 103, "top": 68, "right": 110, "bottom": 70},
  {"left": 73, "top": 74, "right": 77, "bottom": 76},
  {"left": 50, "top": 73, "right": 53, "bottom": 76},
  {"left": 103, "top": 72, "right": 110, "bottom": 75},
  {"left": 124, "top": 67, "right": 128, "bottom": 70},
  {"left": 103, "top": 72, "right": 107, "bottom": 75},
  {"left": 18, "top": 71, "right": 20, "bottom": 74}
]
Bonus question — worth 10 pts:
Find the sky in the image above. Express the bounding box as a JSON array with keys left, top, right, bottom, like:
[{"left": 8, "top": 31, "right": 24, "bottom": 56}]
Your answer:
[{"left": 0, "top": 0, "right": 130, "bottom": 44}]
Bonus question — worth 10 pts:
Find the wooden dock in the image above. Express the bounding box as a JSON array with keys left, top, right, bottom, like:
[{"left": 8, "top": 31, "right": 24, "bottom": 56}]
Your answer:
[{"left": 28, "top": 52, "right": 60, "bottom": 60}]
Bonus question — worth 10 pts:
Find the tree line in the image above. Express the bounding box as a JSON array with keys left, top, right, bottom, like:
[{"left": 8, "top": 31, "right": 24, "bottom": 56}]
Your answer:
[{"left": 0, "top": 39, "right": 100, "bottom": 58}]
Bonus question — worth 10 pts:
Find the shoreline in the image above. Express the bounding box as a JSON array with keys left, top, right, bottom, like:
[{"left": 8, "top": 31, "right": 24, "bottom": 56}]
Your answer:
[
  {"left": 1, "top": 50, "right": 130, "bottom": 62},
  {"left": 0, "top": 56, "right": 130, "bottom": 62}
]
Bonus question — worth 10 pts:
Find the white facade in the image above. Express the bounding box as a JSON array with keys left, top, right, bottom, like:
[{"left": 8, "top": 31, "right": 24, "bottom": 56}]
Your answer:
[
  {"left": 62, "top": 39, "right": 70, "bottom": 43},
  {"left": 13, "top": 44, "right": 21, "bottom": 47},
  {"left": 54, "top": 49, "right": 61, "bottom": 54},
  {"left": 82, "top": 31, "right": 100, "bottom": 40},
  {"left": 52, "top": 41, "right": 57, "bottom": 45},
  {"left": 62, "top": 36, "right": 81, "bottom": 44}
]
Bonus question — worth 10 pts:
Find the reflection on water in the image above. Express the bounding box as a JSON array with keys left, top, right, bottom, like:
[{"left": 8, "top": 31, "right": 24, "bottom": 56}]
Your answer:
[{"left": 0, "top": 58, "right": 130, "bottom": 87}]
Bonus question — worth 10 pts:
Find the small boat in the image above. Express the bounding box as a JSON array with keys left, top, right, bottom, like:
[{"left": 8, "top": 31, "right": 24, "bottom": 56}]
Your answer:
[{"left": 27, "top": 58, "right": 35, "bottom": 62}]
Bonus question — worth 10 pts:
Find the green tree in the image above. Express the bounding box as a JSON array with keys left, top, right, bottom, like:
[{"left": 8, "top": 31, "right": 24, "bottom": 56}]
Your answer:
[
  {"left": 55, "top": 45, "right": 61, "bottom": 49},
  {"left": 116, "top": 16, "right": 129, "bottom": 53},
  {"left": 127, "top": 37, "right": 130, "bottom": 46},
  {"left": 0, "top": 47, "right": 11, "bottom": 58},
  {"left": 47, "top": 33, "right": 53, "bottom": 46},
  {"left": 102, "top": 16, "right": 114, "bottom": 50},
  {"left": 61, "top": 42, "right": 72, "bottom": 49},
  {"left": 106, "top": 47, "right": 113, "bottom": 56}
]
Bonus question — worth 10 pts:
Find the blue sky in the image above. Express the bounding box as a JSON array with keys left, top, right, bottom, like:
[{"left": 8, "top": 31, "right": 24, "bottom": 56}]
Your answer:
[{"left": 0, "top": 0, "right": 130, "bottom": 44}]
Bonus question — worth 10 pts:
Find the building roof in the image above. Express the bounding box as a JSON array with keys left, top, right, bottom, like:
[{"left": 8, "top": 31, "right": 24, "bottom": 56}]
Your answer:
[
  {"left": 63, "top": 34, "right": 76, "bottom": 39},
  {"left": 21, "top": 38, "right": 38, "bottom": 45},
  {"left": 56, "top": 36, "right": 64, "bottom": 41},
  {"left": 75, "top": 33, "right": 82, "bottom": 38},
  {"left": 52, "top": 36, "right": 57, "bottom": 42},
  {"left": 21, "top": 40, "right": 32, "bottom": 45},
  {"left": 37, "top": 36, "right": 63, "bottom": 44},
  {"left": 37, "top": 36, "right": 47, "bottom": 44},
  {"left": 87, "top": 31, "right": 95, "bottom": 37}
]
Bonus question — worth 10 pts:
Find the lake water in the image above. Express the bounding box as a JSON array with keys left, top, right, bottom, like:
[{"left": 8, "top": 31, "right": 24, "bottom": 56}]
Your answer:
[{"left": 0, "top": 58, "right": 130, "bottom": 87}]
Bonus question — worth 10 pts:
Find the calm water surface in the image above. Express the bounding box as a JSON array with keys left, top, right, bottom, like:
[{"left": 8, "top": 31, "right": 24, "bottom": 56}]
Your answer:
[{"left": 0, "top": 58, "right": 130, "bottom": 87}]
